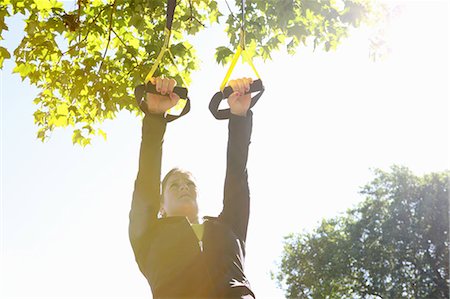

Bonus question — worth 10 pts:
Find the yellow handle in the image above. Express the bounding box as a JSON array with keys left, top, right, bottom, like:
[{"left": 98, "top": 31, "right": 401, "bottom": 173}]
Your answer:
[
  {"left": 219, "top": 45, "right": 261, "bottom": 91},
  {"left": 220, "top": 45, "right": 242, "bottom": 91},
  {"left": 144, "top": 28, "right": 188, "bottom": 86},
  {"left": 144, "top": 45, "right": 167, "bottom": 84},
  {"left": 241, "top": 49, "right": 261, "bottom": 80}
]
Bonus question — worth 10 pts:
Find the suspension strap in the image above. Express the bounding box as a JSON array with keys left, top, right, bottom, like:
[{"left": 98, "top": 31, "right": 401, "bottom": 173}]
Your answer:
[
  {"left": 210, "top": 1, "right": 265, "bottom": 120},
  {"left": 136, "top": 0, "right": 190, "bottom": 121}
]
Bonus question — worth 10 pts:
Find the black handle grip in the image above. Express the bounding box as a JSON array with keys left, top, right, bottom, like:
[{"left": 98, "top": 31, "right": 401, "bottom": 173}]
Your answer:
[
  {"left": 145, "top": 83, "right": 188, "bottom": 99},
  {"left": 222, "top": 79, "right": 264, "bottom": 98}
]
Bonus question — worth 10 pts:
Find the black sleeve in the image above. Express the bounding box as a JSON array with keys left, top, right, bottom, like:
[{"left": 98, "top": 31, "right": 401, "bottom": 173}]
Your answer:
[
  {"left": 129, "top": 114, "right": 167, "bottom": 265},
  {"left": 218, "top": 111, "right": 253, "bottom": 242}
]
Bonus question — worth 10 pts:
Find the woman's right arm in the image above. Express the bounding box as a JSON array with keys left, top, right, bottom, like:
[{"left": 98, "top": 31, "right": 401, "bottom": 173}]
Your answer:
[
  {"left": 129, "top": 77, "right": 179, "bottom": 265},
  {"left": 129, "top": 113, "right": 167, "bottom": 264}
]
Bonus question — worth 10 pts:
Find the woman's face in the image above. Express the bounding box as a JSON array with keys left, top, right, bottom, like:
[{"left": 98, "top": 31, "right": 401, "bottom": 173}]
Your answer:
[{"left": 161, "top": 172, "right": 198, "bottom": 222}]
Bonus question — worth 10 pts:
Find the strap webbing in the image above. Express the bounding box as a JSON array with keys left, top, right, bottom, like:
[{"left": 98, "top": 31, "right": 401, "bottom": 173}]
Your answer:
[
  {"left": 166, "top": 0, "right": 176, "bottom": 30},
  {"left": 144, "top": 0, "right": 187, "bottom": 86}
]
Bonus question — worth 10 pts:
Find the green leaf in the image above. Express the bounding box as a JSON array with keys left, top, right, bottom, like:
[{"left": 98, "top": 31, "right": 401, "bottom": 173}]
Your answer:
[
  {"left": 0, "top": 46, "right": 11, "bottom": 68},
  {"left": 34, "top": 0, "right": 52, "bottom": 10},
  {"left": 72, "top": 129, "right": 91, "bottom": 146},
  {"left": 215, "top": 46, "right": 233, "bottom": 65},
  {"left": 82, "top": 124, "right": 94, "bottom": 135},
  {"left": 12, "top": 63, "right": 35, "bottom": 78},
  {"left": 37, "top": 128, "right": 47, "bottom": 141},
  {"left": 54, "top": 115, "right": 68, "bottom": 126},
  {"left": 56, "top": 103, "right": 69, "bottom": 115},
  {"left": 72, "top": 129, "right": 82, "bottom": 145},
  {"left": 97, "top": 128, "right": 107, "bottom": 141},
  {"left": 33, "top": 110, "right": 46, "bottom": 125}
]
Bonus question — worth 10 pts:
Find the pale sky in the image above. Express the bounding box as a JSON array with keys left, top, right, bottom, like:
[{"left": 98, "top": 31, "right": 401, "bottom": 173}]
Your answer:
[{"left": 1, "top": 1, "right": 449, "bottom": 298}]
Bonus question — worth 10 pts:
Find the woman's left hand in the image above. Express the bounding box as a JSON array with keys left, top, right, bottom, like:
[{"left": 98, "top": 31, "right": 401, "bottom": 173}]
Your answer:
[{"left": 227, "top": 78, "right": 253, "bottom": 117}]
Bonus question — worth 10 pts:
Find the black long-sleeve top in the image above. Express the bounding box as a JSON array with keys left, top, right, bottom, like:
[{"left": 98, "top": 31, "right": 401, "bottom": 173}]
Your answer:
[{"left": 129, "top": 112, "right": 255, "bottom": 299}]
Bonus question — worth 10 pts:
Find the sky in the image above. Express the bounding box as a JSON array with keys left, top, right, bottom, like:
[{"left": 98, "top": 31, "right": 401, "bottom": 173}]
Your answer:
[{"left": 1, "top": 1, "right": 449, "bottom": 298}]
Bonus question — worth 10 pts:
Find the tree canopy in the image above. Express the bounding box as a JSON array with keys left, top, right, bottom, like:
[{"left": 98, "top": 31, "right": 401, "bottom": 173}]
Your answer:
[
  {"left": 274, "top": 165, "right": 449, "bottom": 299},
  {"left": 1, "top": 0, "right": 381, "bottom": 145}
]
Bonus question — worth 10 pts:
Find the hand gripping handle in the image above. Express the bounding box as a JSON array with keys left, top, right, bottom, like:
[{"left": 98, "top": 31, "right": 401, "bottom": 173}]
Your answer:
[
  {"left": 209, "top": 79, "right": 264, "bottom": 120},
  {"left": 134, "top": 83, "right": 191, "bottom": 122},
  {"left": 144, "top": 83, "right": 188, "bottom": 100}
]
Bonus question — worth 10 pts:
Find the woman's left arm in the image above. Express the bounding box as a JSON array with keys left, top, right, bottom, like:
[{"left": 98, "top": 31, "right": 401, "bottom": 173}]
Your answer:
[{"left": 218, "top": 78, "right": 254, "bottom": 242}]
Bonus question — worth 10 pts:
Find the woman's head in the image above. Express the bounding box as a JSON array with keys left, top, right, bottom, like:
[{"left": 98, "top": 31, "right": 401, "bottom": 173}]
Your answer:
[{"left": 160, "top": 168, "right": 199, "bottom": 223}]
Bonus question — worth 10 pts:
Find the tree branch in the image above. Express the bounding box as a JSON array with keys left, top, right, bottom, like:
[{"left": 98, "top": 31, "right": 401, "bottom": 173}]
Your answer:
[
  {"left": 98, "top": 0, "right": 117, "bottom": 74},
  {"left": 110, "top": 27, "right": 138, "bottom": 64},
  {"left": 187, "top": 0, "right": 205, "bottom": 28},
  {"left": 224, "top": 0, "right": 239, "bottom": 23},
  {"left": 56, "top": 4, "right": 110, "bottom": 66},
  {"left": 119, "top": 61, "right": 143, "bottom": 83}
]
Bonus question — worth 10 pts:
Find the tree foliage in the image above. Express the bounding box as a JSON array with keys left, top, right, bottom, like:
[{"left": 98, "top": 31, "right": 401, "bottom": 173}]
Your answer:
[
  {"left": 1, "top": 0, "right": 380, "bottom": 145},
  {"left": 274, "top": 165, "right": 449, "bottom": 299}
]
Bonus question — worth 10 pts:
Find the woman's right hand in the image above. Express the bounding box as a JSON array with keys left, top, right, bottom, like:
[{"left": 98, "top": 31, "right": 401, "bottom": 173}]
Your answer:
[{"left": 145, "top": 77, "right": 180, "bottom": 115}]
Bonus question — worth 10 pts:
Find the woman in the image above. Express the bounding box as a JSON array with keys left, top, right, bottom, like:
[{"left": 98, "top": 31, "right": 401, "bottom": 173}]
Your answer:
[{"left": 129, "top": 77, "right": 256, "bottom": 298}]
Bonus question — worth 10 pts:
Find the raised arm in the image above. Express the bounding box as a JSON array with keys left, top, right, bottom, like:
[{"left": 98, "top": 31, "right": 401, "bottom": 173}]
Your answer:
[
  {"left": 129, "top": 77, "right": 179, "bottom": 265},
  {"left": 219, "top": 78, "right": 254, "bottom": 242},
  {"left": 129, "top": 114, "right": 166, "bottom": 263}
]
